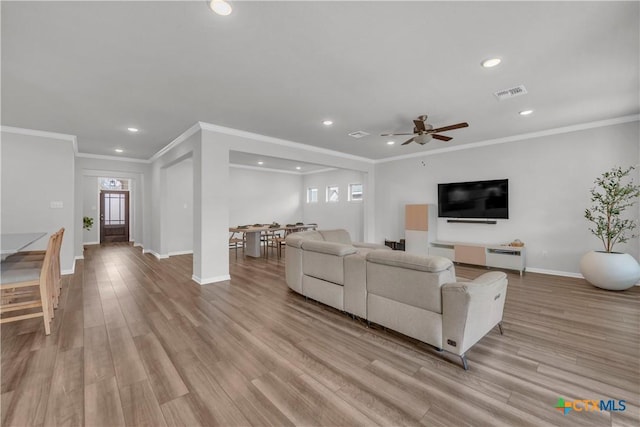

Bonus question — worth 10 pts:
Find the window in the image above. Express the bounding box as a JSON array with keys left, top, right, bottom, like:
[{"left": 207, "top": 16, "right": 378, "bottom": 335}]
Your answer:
[
  {"left": 307, "top": 187, "right": 318, "bottom": 203},
  {"left": 348, "top": 183, "right": 363, "bottom": 201},
  {"left": 99, "top": 178, "right": 129, "bottom": 191},
  {"left": 326, "top": 186, "right": 339, "bottom": 202}
]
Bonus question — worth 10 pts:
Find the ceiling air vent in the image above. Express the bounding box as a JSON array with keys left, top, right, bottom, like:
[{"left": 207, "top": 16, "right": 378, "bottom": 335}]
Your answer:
[
  {"left": 494, "top": 85, "right": 528, "bottom": 101},
  {"left": 348, "top": 131, "right": 370, "bottom": 139}
]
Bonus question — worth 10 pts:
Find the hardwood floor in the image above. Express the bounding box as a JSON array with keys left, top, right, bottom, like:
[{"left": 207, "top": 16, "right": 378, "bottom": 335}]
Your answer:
[{"left": 2, "top": 243, "right": 639, "bottom": 426}]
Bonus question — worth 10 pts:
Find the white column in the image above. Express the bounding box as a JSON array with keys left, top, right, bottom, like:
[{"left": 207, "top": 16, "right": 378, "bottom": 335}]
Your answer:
[{"left": 192, "top": 132, "right": 230, "bottom": 284}]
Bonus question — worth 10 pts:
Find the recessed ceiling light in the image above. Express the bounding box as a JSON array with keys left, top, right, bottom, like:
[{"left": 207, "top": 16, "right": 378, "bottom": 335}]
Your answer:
[
  {"left": 115, "top": 149, "right": 124, "bottom": 153},
  {"left": 387, "top": 141, "right": 395, "bottom": 145},
  {"left": 257, "top": 161, "right": 264, "bottom": 165},
  {"left": 209, "top": 0, "right": 232, "bottom": 16},
  {"left": 519, "top": 109, "right": 534, "bottom": 116},
  {"left": 481, "top": 58, "right": 501, "bottom": 68},
  {"left": 295, "top": 166, "right": 302, "bottom": 170},
  {"left": 127, "top": 127, "right": 139, "bottom": 133},
  {"left": 322, "top": 120, "right": 333, "bottom": 126}
]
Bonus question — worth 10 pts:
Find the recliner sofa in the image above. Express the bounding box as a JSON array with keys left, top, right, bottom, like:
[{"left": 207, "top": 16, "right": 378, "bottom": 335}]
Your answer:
[{"left": 285, "top": 229, "right": 508, "bottom": 369}]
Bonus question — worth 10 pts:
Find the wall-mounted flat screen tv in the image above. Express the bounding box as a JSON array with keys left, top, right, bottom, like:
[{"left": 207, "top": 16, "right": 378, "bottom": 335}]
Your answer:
[{"left": 438, "top": 179, "right": 509, "bottom": 219}]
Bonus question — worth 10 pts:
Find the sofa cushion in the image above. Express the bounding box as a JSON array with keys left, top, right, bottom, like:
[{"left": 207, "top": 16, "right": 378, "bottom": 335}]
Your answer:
[
  {"left": 301, "top": 240, "right": 357, "bottom": 256},
  {"left": 285, "top": 230, "right": 324, "bottom": 248},
  {"left": 366, "top": 250, "right": 453, "bottom": 272},
  {"left": 318, "top": 229, "right": 352, "bottom": 245},
  {"left": 366, "top": 261, "right": 453, "bottom": 313}
]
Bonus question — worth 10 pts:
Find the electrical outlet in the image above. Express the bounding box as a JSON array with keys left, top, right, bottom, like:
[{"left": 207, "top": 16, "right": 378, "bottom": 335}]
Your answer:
[
  {"left": 50, "top": 201, "right": 63, "bottom": 209},
  {"left": 542, "top": 250, "right": 548, "bottom": 257}
]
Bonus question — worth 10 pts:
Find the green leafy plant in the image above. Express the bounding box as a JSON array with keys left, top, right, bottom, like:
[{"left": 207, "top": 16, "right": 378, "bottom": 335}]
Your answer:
[
  {"left": 585, "top": 166, "right": 640, "bottom": 253},
  {"left": 83, "top": 216, "right": 94, "bottom": 231}
]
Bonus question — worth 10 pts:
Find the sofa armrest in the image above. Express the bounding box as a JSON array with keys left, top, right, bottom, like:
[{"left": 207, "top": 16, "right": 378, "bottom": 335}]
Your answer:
[
  {"left": 353, "top": 242, "right": 392, "bottom": 250},
  {"left": 301, "top": 240, "right": 357, "bottom": 256},
  {"left": 441, "top": 271, "right": 508, "bottom": 355}
]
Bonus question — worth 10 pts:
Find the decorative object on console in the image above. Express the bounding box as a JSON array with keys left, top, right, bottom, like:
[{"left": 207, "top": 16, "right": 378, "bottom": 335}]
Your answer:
[
  {"left": 580, "top": 165, "right": 640, "bottom": 291},
  {"left": 509, "top": 239, "right": 524, "bottom": 247}
]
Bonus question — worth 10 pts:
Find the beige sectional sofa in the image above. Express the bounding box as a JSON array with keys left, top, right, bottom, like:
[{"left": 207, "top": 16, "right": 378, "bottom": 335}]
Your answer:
[{"left": 285, "top": 229, "right": 508, "bottom": 369}]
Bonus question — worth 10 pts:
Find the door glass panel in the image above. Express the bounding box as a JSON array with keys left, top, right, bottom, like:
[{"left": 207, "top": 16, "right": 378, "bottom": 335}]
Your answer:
[{"left": 105, "top": 193, "right": 125, "bottom": 225}]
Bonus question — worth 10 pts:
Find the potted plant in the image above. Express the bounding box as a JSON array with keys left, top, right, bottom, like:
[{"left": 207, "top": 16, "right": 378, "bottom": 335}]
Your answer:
[
  {"left": 83, "top": 216, "right": 94, "bottom": 231},
  {"left": 580, "top": 165, "right": 640, "bottom": 290}
]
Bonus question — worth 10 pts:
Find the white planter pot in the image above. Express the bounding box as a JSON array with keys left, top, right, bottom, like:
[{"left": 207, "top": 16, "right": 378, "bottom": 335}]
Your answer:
[{"left": 580, "top": 251, "right": 640, "bottom": 291}]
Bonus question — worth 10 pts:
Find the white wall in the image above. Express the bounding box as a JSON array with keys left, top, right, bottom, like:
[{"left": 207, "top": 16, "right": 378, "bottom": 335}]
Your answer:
[
  {"left": 303, "top": 169, "right": 366, "bottom": 242},
  {"left": 82, "top": 176, "right": 99, "bottom": 244},
  {"left": 1, "top": 131, "right": 76, "bottom": 273},
  {"left": 374, "top": 121, "right": 640, "bottom": 275},
  {"left": 165, "top": 159, "right": 194, "bottom": 255},
  {"left": 229, "top": 166, "right": 303, "bottom": 227}
]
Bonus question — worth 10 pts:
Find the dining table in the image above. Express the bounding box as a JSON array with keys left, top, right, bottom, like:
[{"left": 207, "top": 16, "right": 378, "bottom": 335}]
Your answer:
[
  {"left": 1, "top": 232, "right": 48, "bottom": 260},
  {"left": 229, "top": 224, "right": 317, "bottom": 258}
]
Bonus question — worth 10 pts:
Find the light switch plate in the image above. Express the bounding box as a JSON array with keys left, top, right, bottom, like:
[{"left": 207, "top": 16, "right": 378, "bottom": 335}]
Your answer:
[{"left": 50, "top": 201, "right": 64, "bottom": 209}]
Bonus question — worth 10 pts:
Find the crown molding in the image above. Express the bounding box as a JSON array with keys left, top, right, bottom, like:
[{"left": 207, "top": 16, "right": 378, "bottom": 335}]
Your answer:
[
  {"left": 229, "top": 163, "right": 303, "bottom": 175},
  {"left": 148, "top": 122, "right": 201, "bottom": 163},
  {"left": 1, "top": 125, "right": 78, "bottom": 153},
  {"left": 374, "top": 114, "right": 640, "bottom": 164},
  {"left": 76, "top": 152, "right": 150, "bottom": 164},
  {"left": 301, "top": 167, "right": 339, "bottom": 175},
  {"left": 198, "top": 121, "right": 374, "bottom": 164}
]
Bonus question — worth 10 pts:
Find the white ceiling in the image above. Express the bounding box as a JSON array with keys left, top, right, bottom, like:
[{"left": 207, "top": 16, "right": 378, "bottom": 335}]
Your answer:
[{"left": 2, "top": 1, "right": 638, "bottom": 161}]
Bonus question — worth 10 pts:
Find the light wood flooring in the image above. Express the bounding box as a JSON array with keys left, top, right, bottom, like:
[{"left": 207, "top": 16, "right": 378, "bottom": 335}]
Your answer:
[{"left": 1, "top": 243, "right": 639, "bottom": 426}]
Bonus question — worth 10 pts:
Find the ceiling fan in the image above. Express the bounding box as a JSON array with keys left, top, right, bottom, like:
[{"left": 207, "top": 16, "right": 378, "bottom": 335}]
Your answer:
[{"left": 381, "top": 115, "right": 469, "bottom": 145}]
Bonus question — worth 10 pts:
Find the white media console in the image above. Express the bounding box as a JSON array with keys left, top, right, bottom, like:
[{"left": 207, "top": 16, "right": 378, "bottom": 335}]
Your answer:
[
  {"left": 429, "top": 241, "right": 526, "bottom": 275},
  {"left": 404, "top": 204, "right": 526, "bottom": 275}
]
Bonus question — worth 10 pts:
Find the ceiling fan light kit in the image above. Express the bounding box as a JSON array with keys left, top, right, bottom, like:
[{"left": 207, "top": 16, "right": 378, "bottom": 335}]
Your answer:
[{"left": 381, "top": 115, "right": 468, "bottom": 147}]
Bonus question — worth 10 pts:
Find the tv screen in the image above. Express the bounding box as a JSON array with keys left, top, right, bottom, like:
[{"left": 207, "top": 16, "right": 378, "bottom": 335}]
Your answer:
[{"left": 438, "top": 179, "right": 509, "bottom": 219}]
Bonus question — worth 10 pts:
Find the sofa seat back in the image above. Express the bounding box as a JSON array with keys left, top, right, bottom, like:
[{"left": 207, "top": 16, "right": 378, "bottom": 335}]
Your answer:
[
  {"left": 366, "top": 251, "right": 455, "bottom": 313},
  {"left": 318, "top": 229, "right": 352, "bottom": 245},
  {"left": 302, "top": 240, "right": 357, "bottom": 285}
]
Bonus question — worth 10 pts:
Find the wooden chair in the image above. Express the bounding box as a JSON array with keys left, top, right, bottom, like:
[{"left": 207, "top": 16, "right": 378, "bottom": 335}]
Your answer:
[
  {"left": 229, "top": 232, "right": 245, "bottom": 259},
  {"left": 2, "top": 228, "right": 64, "bottom": 307},
  {"left": 0, "top": 233, "right": 56, "bottom": 335},
  {"left": 265, "top": 230, "right": 286, "bottom": 258}
]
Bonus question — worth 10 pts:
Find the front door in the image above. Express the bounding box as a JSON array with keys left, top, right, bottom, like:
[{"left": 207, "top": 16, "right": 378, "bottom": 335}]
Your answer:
[{"left": 100, "top": 190, "right": 130, "bottom": 243}]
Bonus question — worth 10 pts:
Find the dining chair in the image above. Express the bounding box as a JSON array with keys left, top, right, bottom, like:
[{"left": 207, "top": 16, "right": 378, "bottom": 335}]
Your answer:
[
  {"left": 0, "top": 232, "right": 56, "bottom": 335},
  {"left": 229, "top": 231, "right": 245, "bottom": 259},
  {"left": 2, "top": 228, "right": 65, "bottom": 307}
]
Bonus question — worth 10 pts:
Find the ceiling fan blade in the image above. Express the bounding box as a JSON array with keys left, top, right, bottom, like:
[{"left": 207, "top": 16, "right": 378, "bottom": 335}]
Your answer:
[
  {"left": 413, "top": 119, "right": 426, "bottom": 132},
  {"left": 429, "top": 122, "right": 469, "bottom": 133},
  {"left": 432, "top": 134, "right": 452, "bottom": 142},
  {"left": 381, "top": 133, "right": 414, "bottom": 136},
  {"left": 401, "top": 137, "right": 415, "bottom": 145}
]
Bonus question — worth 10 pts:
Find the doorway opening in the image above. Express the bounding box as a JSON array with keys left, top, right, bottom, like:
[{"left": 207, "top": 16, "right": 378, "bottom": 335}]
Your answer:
[{"left": 99, "top": 178, "right": 130, "bottom": 243}]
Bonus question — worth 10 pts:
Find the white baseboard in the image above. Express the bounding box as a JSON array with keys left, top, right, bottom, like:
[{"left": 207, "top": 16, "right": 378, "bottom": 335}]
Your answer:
[
  {"left": 527, "top": 267, "right": 640, "bottom": 286},
  {"left": 526, "top": 268, "right": 584, "bottom": 279},
  {"left": 84, "top": 241, "right": 100, "bottom": 245},
  {"left": 192, "top": 274, "right": 231, "bottom": 285},
  {"left": 133, "top": 242, "right": 143, "bottom": 247},
  {"left": 63, "top": 258, "right": 79, "bottom": 275},
  {"left": 168, "top": 250, "right": 193, "bottom": 257},
  {"left": 143, "top": 249, "right": 169, "bottom": 260}
]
